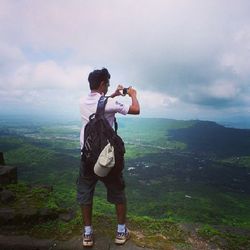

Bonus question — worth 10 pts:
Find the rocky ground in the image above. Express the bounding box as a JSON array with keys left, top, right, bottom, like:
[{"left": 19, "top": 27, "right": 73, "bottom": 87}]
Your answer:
[
  {"left": 0, "top": 224, "right": 221, "bottom": 250},
  {"left": 0, "top": 229, "right": 219, "bottom": 250},
  {"left": 0, "top": 183, "right": 249, "bottom": 250},
  {"left": 0, "top": 234, "right": 153, "bottom": 250}
]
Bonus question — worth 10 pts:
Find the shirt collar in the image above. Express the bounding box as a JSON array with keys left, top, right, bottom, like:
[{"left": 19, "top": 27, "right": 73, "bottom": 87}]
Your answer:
[{"left": 89, "top": 91, "right": 104, "bottom": 96}]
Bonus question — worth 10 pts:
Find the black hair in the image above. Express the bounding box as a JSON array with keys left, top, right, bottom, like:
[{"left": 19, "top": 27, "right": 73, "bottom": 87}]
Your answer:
[{"left": 88, "top": 68, "right": 111, "bottom": 90}]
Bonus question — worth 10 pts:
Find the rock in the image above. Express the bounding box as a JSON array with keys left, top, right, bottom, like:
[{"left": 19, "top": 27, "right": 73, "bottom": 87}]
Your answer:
[
  {"left": 19, "top": 208, "right": 38, "bottom": 222},
  {"left": 0, "top": 207, "right": 60, "bottom": 226},
  {"left": 0, "top": 208, "right": 15, "bottom": 224},
  {"left": 0, "top": 189, "right": 16, "bottom": 203},
  {"left": 0, "top": 235, "right": 55, "bottom": 250},
  {"left": 0, "top": 234, "right": 153, "bottom": 250},
  {"left": 0, "top": 152, "right": 5, "bottom": 165},
  {"left": 0, "top": 165, "right": 17, "bottom": 185},
  {"left": 38, "top": 207, "right": 59, "bottom": 220},
  {"left": 59, "top": 209, "right": 75, "bottom": 222}
]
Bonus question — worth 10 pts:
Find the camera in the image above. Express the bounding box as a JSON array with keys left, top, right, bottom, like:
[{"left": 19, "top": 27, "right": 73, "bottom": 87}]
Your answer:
[{"left": 122, "top": 87, "right": 130, "bottom": 95}]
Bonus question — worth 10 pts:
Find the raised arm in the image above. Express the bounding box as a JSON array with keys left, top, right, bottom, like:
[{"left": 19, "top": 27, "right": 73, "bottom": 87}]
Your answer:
[{"left": 127, "top": 88, "right": 140, "bottom": 115}]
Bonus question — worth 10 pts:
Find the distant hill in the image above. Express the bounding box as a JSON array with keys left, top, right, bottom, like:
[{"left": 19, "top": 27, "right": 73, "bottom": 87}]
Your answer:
[
  {"left": 117, "top": 118, "right": 250, "bottom": 157},
  {"left": 167, "top": 120, "right": 250, "bottom": 157}
]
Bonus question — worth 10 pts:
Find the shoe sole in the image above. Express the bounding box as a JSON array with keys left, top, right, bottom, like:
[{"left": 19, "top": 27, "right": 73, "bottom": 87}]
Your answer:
[
  {"left": 115, "top": 239, "right": 127, "bottom": 245},
  {"left": 115, "top": 235, "right": 130, "bottom": 245},
  {"left": 83, "top": 241, "right": 94, "bottom": 247}
]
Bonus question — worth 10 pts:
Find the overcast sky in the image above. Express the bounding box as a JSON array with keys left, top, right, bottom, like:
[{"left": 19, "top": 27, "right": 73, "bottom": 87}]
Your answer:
[{"left": 1, "top": 0, "right": 250, "bottom": 122}]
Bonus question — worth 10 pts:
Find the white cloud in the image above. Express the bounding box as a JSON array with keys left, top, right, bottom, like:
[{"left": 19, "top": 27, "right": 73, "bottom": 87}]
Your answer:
[
  {"left": 0, "top": 43, "right": 25, "bottom": 73},
  {"left": 139, "top": 91, "right": 178, "bottom": 109},
  {"left": 1, "top": 0, "right": 250, "bottom": 120},
  {"left": 1, "top": 59, "right": 91, "bottom": 91},
  {"left": 221, "top": 27, "right": 250, "bottom": 78},
  {"left": 207, "top": 81, "right": 240, "bottom": 99}
]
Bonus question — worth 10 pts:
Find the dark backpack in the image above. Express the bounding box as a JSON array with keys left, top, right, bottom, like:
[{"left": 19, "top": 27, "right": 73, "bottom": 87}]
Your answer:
[{"left": 81, "top": 96, "right": 125, "bottom": 178}]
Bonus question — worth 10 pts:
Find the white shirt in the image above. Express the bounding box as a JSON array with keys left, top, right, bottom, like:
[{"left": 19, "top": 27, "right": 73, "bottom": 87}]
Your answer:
[{"left": 79, "top": 92, "right": 129, "bottom": 149}]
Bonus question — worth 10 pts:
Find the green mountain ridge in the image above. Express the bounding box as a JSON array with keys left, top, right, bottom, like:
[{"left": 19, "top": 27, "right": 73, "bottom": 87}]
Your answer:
[{"left": 168, "top": 120, "right": 250, "bottom": 157}]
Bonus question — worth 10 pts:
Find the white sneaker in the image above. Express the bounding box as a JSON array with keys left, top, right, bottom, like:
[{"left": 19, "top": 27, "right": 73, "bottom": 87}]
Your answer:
[
  {"left": 115, "top": 228, "right": 130, "bottom": 245},
  {"left": 83, "top": 233, "right": 94, "bottom": 247}
]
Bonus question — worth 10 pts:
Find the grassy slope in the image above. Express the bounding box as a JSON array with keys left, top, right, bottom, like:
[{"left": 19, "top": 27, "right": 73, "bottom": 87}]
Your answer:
[{"left": 1, "top": 118, "right": 250, "bottom": 249}]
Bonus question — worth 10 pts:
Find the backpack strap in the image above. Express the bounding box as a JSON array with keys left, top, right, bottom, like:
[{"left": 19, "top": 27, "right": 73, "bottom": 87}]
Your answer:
[
  {"left": 95, "top": 96, "right": 118, "bottom": 133},
  {"left": 114, "top": 117, "right": 118, "bottom": 133},
  {"left": 88, "top": 96, "right": 108, "bottom": 120},
  {"left": 96, "top": 96, "right": 109, "bottom": 115}
]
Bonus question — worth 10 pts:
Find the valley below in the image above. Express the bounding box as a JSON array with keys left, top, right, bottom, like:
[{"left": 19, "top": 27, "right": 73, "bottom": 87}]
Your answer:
[{"left": 1, "top": 117, "right": 250, "bottom": 249}]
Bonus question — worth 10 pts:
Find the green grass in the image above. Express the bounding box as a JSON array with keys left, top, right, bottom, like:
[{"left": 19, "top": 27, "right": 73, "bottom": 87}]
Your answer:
[
  {"left": 4, "top": 183, "right": 247, "bottom": 249},
  {"left": 2, "top": 183, "right": 59, "bottom": 210},
  {"left": 29, "top": 209, "right": 188, "bottom": 249},
  {"left": 5, "top": 144, "right": 55, "bottom": 167},
  {"left": 198, "top": 224, "right": 250, "bottom": 250}
]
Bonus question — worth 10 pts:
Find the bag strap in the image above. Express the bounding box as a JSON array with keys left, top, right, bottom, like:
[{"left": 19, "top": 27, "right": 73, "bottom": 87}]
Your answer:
[
  {"left": 96, "top": 96, "right": 109, "bottom": 115},
  {"left": 95, "top": 96, "right": 118, "bottom": 133}
]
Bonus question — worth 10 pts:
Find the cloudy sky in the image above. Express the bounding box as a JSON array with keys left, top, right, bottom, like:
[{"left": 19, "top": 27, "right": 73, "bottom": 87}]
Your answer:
[{"left": 1, "top": 0, "right": 250, "bottom": 122}]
